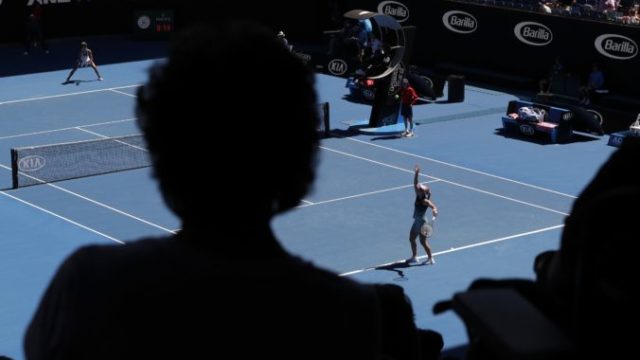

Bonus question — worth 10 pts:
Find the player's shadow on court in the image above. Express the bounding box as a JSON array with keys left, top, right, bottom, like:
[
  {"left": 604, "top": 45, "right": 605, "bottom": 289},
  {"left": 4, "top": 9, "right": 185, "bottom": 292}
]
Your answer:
[
  {"left": 374, "top": 260, "right": 424, "bottom": 281},
  {"left": 371, "top": 134, "right": 404, "bottom": 141},
  {"left": 330, "top": 129, "right": 362, "bottom": 138},
  {"left": 61, "top": 79, "right": 100, "bottom": 86},
  {"left": 331, "top": 127, "right": 405, "bottom": 141}
]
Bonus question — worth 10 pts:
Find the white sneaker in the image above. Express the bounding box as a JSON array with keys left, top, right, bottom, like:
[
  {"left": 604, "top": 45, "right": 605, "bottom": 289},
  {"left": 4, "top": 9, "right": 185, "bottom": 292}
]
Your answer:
[
  {"left": 407, "top": 131, "right": 415, "bottom": 137},
  {"left": 98, "top": 77, "right": 104, "bottom": 81},
  {"left": 425, "top": 257, "right": 435, "bottom": 265},
  {"left": 406, "top": 257, "right": 419, "bottom": 264}
]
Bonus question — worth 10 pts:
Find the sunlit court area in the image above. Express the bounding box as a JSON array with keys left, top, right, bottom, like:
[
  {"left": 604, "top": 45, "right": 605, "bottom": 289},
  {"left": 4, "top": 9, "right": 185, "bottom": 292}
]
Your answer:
[{"left": 1, "top": 1, "right": 639, "bottom": 359}]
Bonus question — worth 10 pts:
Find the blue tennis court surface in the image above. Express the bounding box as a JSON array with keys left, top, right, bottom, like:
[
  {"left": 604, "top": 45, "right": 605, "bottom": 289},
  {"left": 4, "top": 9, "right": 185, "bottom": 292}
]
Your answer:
[{"left": 0, "top": 57, "right": 616, "bottom": 358}]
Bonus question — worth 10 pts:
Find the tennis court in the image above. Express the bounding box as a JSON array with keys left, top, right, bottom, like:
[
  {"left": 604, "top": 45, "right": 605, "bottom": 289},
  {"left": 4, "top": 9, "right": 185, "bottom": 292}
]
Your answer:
[{"left": 0, "top": 49, "right": 616, "bottom": 359}]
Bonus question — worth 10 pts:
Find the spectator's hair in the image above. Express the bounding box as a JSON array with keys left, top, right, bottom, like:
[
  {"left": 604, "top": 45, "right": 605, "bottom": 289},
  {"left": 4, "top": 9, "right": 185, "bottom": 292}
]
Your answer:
[{"left": 136, "top": 23, "right": 319, "bottom": 223}]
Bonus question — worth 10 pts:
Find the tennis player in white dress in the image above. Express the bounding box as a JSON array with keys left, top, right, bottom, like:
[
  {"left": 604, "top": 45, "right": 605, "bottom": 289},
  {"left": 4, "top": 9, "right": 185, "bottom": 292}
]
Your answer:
[{"left": 64, "top": 41, "right": 103, "bottom": 83}]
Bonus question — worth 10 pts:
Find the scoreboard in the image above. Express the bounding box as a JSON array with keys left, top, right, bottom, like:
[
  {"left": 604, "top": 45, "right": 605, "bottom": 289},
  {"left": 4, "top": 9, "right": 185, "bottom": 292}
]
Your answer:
[{"left": 133, "top": 10, "right": 174, "bottom": 39}]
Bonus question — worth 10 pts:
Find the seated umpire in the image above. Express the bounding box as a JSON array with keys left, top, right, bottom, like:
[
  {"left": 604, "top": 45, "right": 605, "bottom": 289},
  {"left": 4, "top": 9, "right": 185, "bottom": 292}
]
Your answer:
[{"left": 24, "top": 22, "right": 440, "bottom": 360}]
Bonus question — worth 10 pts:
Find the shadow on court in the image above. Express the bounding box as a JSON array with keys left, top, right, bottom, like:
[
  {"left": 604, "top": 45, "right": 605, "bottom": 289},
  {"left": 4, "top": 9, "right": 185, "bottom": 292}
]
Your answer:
[
  {"left": 374, "top": 260, "right": 429, "bottom": 282},
  {"left": 61, "top": 79, "right": 101, "bottom": 86}
]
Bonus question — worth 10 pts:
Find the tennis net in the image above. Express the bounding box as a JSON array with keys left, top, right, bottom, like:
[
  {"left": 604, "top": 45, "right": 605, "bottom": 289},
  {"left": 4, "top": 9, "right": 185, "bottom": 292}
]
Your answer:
[
  {"left": 11, "top": 134, "right": 150, "bottom": 189},
  {"left": 317, "top": 101, "right": 330, "bottom": 138},
  {"left": 10, "top": 102, "right": 329, "bottom": 188}
]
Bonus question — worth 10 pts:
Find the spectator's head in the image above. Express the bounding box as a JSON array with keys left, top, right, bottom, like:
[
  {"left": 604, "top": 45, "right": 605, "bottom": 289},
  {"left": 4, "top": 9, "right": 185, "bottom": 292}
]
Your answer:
[
  {"left": 604, "top": 0, "right": 618, "bottom": 11},
  {"left": 539, "top": 2, "right": 552, "bottom": 13},
  {"left": 80, "top": 41, "right": 87, "bottom": 48},
  {"left": 401, "top": 78, "right": 409, "bottom": 89},
  {"left": 277, "top": 30, "right": 285, "bottom": 38},
  {"left": 136, "top": 23, "right": 319, "bottom": 226}
]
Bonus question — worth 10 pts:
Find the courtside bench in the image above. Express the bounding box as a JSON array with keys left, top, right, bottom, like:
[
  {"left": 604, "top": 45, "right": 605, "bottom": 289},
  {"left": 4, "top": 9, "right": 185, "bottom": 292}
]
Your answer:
[
  {"left": 502, "top": 100, "right": 573, "bottom": 143},
  {"left": 608, "top": 115, "right": 640, "bottom": 147}
]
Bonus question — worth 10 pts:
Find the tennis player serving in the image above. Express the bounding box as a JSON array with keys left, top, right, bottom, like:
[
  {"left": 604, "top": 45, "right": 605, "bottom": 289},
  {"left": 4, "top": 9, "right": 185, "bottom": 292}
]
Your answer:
[{"left": 406, "top": 165, "right": 438, "bottom": 265}]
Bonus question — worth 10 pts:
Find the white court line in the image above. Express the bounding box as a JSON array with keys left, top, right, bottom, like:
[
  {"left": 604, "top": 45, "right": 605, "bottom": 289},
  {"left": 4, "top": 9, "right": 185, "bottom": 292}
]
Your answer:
[
  {"left": 345, "top": 137, "right": 577, "bottom": 199},
  {"left": 0, "top": 84, "right": 142, "bottom": 105},
  {"left": 297, "top": 180, "right": 440, "bottom": 208},
  {"left": 300, "top": 199, "right": 314, "bottom": 205},
  {"left": 0, "top": 190, "right": 125, "bottom": 244},
  {"left": 321, "top": 146, "right": 569, "bottom": 216},
  {"left": 0, "top": 118, "right": 137, "bottom": 140},
  {"left": 74, "top": 128, "right": 147, "bottom": 152},
  {"left": 109, "top": 89, "right": 137, "bottom": 98},
  {"left": 75, "top": 127, "right": 110, "bottom": 138},
  {"left": 340, "top": 224, "right": 564, "bottom": 277},
  {"left": 0, "top": 164, "right": 175, "bottom": 234}
]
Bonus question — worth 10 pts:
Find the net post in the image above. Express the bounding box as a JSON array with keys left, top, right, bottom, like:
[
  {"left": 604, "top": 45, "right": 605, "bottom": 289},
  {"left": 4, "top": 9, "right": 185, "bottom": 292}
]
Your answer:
[
  {"left": 10, "top": 148, "right": 18, "bottom": 189},
  {"left": 320, "top": 101, "right": 330, "bottom": 138}
]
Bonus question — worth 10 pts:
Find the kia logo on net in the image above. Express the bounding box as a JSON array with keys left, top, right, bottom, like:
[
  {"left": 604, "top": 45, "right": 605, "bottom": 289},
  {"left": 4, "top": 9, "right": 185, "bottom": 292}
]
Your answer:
[
  {"left": 442, "top": 11, "right": 477, "bottom": 34},
  {"left": 327, "top": 59, "right": 347, "bottom": 76},
  {"left": 378, "top": 1, "right": 410, "bottom": 22},
  {"left": 18, "top": 155, "right": 46, "bottom": 172},
  {"left": 514, "top": 22, "right": 552, "bottom": 46},
  {"left": 595, "top": 34, "right": 637, "bottom": 60}
]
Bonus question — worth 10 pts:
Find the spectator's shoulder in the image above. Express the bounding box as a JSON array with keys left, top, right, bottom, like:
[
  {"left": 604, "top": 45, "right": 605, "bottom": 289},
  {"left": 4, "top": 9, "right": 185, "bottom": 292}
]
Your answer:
[
  {"left": 287, "top": 255, "right": 377, "bottom": 297},
  {"left": 65, "top": 236, "right": 174, "bottom": 271}
]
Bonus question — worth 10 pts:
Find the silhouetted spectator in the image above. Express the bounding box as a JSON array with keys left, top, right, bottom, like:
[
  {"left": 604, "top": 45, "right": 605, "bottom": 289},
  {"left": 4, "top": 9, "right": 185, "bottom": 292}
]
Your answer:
[
  {"left": 25, "top": 22, "right": 438, "bottom": 360},
  {"left": 538, "top": 136, "right": 640, "bottom": 311},
  {"left": 276, "top": 30, "right": 291, "bottom": 51},
  {"left": 375, "top": 284, "right": 443, "bottom": 360},
  {"left": 534, "top": 136, "right": 640, "bottom": 357},
  {"left": 538, "top": 56, "right": 564, "bottom": 95},
  {"left": 578, "top": 63, "right": 604, "bottom": 105},
  {"left": 442, "top": 136, "right": 640, "bottom": 359},
  {"left": 24, "top": 4, "right": 48, "bottom": 55}
]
